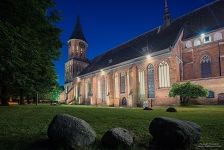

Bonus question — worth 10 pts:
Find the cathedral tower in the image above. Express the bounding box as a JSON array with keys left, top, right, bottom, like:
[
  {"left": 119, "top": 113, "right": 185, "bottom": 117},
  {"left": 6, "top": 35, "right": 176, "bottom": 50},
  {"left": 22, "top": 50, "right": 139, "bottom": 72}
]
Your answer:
[{"left": 65, "top": 16, "right": 89, "bottom": 84}]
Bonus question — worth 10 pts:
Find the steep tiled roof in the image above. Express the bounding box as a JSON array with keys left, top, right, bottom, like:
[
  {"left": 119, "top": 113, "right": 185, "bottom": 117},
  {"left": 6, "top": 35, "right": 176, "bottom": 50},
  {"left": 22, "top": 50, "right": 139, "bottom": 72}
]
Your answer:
[
  {"left": 70, "top": 16, "right": 87, "bottom": 42},
  {"left": 80, "top": 0, "right": 224, "bottom": 76}
]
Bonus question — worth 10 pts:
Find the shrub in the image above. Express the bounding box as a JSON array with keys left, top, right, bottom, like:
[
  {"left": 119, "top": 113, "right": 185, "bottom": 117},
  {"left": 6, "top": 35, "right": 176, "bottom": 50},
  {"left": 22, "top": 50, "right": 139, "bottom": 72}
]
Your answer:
[{"left": 169, "top": 82, "right": 208, "bottom": 105}]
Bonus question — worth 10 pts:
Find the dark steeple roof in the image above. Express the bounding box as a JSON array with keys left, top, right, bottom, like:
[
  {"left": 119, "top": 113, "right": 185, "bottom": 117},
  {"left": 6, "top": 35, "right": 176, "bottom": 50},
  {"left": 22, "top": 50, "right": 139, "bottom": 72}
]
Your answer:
[
  {"left": 70, "top": 16, "right": 87, "bottom": 42},
  {"left": 164, "top": 0, "right": 171, "bottom": 27},
  {"left": 79, "top": 0, "right": 224, "bottom": 76}
]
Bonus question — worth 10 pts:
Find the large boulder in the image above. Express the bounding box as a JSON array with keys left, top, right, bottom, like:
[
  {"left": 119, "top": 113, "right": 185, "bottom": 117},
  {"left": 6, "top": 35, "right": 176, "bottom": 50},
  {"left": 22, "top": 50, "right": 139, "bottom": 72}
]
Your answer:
[
  {"left": 149, "top": 117, "right": 201, "bottom": 149},
  {"left": 166, "top": 106, "right": 177, "bottom": 112},
  {"left": 143, "top": 107, "right": 153, "bottom": 111},
  {"left": 101, "top": 128, "right": 134, "bottom": 148},
  {"left": 47, "top": 114, "right": 96, "bottom": 149}
]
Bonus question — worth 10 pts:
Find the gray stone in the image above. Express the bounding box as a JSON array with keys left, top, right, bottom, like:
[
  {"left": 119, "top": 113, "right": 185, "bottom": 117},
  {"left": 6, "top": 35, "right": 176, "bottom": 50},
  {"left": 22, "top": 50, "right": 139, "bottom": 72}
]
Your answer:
[
  {"left": 47, "top": 114, "right": 96, "bottom": 149},
  {"left": 143, "top": 107, "right": 153, "bottom": 111},
  {"left": 166, "top": 106, "right": 177, "bottom": 112},
  {"left": 149, "top": 117, "right": 201, "bottom": 149},
  {"left": 101, "top": 128, "right": 134, "bottom": 148}
]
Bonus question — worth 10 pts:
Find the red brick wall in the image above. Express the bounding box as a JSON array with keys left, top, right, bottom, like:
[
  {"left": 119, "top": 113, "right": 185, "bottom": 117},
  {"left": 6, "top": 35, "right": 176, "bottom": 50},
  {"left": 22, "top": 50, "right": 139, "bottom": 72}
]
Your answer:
[
  {"left": 180, "top": 77, "right": 224, "bottom": 104},
  {"left": 183, "top": 41, "right": 224, "bottom": 80}
]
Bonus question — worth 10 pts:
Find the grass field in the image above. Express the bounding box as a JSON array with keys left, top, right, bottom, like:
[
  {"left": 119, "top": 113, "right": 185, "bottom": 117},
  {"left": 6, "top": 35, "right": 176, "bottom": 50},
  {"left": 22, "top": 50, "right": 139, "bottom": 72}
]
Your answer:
[{"left": 0, "top": 105, "right": 224, "bottom": 149}]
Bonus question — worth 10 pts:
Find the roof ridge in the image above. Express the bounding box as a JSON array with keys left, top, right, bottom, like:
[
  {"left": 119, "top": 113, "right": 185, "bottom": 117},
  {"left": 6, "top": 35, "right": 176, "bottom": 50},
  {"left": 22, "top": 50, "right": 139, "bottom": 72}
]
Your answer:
[
  {"left": 96, "top": 0, "right": 220, "bottom": 58},
  {"left": 172, "top": 0, "right": 220, "bottom": 23},
  {"left": 97, "top": 26, "right": 159, "bottom": 55}
]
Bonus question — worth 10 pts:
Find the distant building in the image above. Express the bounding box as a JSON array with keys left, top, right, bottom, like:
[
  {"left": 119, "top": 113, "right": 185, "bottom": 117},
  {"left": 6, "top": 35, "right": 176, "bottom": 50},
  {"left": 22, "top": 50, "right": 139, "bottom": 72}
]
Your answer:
[{"left": 64, "top": 0, "right": 224, "bottom": 106}]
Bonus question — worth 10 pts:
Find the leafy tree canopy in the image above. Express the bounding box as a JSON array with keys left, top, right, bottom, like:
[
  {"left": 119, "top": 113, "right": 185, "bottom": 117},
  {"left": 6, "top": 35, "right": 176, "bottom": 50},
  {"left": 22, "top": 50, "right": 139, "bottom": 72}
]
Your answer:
[
  {"left": 0, "top": 0, "right": 62, "bottom": 105},
  {"left": 169, "top": 82, "right": 208, "bottom": 105}
]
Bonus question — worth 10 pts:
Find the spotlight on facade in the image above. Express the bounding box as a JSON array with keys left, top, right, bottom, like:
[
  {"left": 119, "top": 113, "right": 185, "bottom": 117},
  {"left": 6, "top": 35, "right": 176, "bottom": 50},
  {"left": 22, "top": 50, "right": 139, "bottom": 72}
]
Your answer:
[
  {"left": 201, "top": 33, "right": 205, "bottom": 39},
  {"left": 146, "top": 54, "right": 151, "bottom": 60},
  {"left": 101, "top": 69, "right": 105, "bottom": 75},
  {"left": 76, "top": 77, "right": 80, "bottom": 82}
]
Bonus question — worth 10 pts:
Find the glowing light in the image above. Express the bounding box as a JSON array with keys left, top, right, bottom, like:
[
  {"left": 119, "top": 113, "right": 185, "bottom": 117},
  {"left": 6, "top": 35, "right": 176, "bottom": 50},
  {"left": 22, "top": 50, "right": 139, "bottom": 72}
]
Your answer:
[
  {"left": 76, "top": 77, "right": 80, "bottom": 82},
  {"left": 146, "top": 54, "right": 151, "bottom": 60},
  {"left": 101, "top": 69, "right": 105, "bottom": 75},
  {"left": 201, "top": 33, "right": 205, "bottom": 39}
]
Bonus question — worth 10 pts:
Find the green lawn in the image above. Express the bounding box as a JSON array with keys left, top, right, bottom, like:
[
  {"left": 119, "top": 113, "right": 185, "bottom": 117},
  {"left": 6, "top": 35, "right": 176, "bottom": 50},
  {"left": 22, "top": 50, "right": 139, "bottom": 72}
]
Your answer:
[{"left": 0, "top": 105, "right": 224, "bottom": 149}]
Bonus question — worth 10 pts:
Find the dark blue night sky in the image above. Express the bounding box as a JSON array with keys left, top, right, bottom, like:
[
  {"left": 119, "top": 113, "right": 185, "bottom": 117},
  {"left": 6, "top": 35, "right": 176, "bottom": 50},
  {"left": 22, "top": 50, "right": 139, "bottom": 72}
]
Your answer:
[{"left": 54, "top": 0, "right": 214, "bottom": 85}]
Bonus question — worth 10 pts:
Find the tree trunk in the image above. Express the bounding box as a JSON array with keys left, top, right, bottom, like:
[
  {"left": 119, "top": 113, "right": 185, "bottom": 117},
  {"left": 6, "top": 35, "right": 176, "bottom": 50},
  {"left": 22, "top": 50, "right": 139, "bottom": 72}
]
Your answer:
[
  {"left": 180, "top": 96, "right": 184, "bottom": 105},
  {"left": 19, "top": 89, "right": 25, "bottom": 105},
  {"left": 0, "top": 86, "right": 9, "bottom": 106},
  {"left": 186, "top": 96, "right": 190, "bottom": 105},
  {"left": 27, "top": 95, "right": 30, "bottom": 104},
  {"left": 33, "top": 97, "right": 36, "bottom": 104}
]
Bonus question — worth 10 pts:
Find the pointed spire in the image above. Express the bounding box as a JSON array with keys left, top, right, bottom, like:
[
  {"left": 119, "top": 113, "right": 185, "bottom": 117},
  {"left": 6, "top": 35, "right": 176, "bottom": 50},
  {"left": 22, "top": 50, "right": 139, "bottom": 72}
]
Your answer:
[
  {"left": 70, "top": 16, "right": 87, "bottom": 42},
  {"left": 164, "top": 0, "right": 171, "bottom": 27},
  {"left": 165, "top": 0, "right": 168, "bottom": 8}
]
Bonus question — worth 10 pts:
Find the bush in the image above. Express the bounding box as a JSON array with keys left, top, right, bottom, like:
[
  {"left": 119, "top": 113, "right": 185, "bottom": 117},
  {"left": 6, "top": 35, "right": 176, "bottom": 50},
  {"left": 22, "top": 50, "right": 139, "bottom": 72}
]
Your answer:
[{"left": 169, "top": 82, "right": 208, "bottom": 105}]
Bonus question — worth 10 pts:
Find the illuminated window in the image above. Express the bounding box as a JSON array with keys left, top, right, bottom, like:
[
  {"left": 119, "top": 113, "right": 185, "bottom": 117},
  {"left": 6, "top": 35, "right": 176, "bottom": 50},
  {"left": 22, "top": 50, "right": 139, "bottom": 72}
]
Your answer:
[
  {"left": 97, "top": 79, "right": 101, "bottom": 99},
  {"left": 115, "top": 73, "right": 119, "bottom": 98},
  {"left": 120, "top": 73, "right": 126, "bottom": 93},
  {"left": 85, "top": 82, "right": 88, "bottom": 98},
  {"left": 158, "top": 61, "right": 170, "bottom": 88},
  {"left": 87, "top": 80, "right": 92, "bottom": 96},
  {"left": 101, "top": 77, "right": 106, "bottom": 101},
  {"left": 138, "top": 70, "right": 145, "bottom": 96},
  {"left": 201, "top": 55, "right": 211, "bottom": 78},
  {"left": 147, "top": 64, "right": 155, "bottom": 98},
  {"left": 106, "top": 76, "right": 110, "bottom": 96},
  {"left": 77, "top": 83, "right": 80, "bottom": 97}
]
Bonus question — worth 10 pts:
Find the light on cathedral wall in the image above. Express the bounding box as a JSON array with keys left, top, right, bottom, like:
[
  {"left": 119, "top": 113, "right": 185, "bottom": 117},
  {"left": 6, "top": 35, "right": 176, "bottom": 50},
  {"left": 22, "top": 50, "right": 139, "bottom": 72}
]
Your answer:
[
  {"left": 146, "top": 54, "right": 151, "bottom": 60},
  {"left": 76, "top": 77, "right": 80, "bottom": 82},
  {"left": 101, "top": 69, "right": 105, "bottom": 76},
  {"left": 201, "top": 33, "right": 205, "bottom": 39}
]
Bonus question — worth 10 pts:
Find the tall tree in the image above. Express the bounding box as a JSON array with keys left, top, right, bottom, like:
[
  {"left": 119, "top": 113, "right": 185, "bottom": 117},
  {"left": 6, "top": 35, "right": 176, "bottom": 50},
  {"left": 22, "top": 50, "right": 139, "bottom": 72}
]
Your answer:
[{"left": 0, "top": 0, "right": 62, "bottom": 105}]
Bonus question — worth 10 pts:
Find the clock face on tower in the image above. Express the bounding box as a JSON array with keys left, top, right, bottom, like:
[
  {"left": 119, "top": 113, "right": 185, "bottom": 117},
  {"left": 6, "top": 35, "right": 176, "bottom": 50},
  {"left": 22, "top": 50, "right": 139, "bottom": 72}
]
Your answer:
[{"left": 79, "top": 42, "right": 86, "bottom": 49}]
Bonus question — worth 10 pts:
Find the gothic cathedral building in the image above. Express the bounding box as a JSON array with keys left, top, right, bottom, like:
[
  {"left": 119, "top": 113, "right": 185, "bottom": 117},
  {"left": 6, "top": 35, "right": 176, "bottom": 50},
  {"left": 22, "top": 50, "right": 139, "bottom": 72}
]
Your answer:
[{"left": 64, "top": 0, "right": 224, "bottom": 106}]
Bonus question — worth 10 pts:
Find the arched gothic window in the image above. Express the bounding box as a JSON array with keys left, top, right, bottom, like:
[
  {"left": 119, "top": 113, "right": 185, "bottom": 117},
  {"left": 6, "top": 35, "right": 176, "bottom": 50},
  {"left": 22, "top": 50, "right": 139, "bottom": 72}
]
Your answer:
[
  {"left": 101, "top": 77, "right": 106, "bottom": 102},
  {"left": 158, "top": 61, "right": 170, "bottom": 88},
  {"left": 147, "top": 64, "right": 155, "bottom": 98},
  {"left": 120, "top": 72, "right": 126, "bottom": 94},
  {"left": 201, "top": 55, "right": 211, "bottom": 78},
  {"left": 114, "top": 73, "right": 119, "bottom": 98},
  {"left": 138, "top": 69, "right": 145, "bottom": 96}
]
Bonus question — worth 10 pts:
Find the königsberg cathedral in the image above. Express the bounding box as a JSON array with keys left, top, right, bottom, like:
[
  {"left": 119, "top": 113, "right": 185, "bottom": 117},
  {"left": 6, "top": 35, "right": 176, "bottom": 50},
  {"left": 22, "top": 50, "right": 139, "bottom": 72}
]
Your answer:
[{"left": 63, "top": 0, "right": 224, "bottom": 107}]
